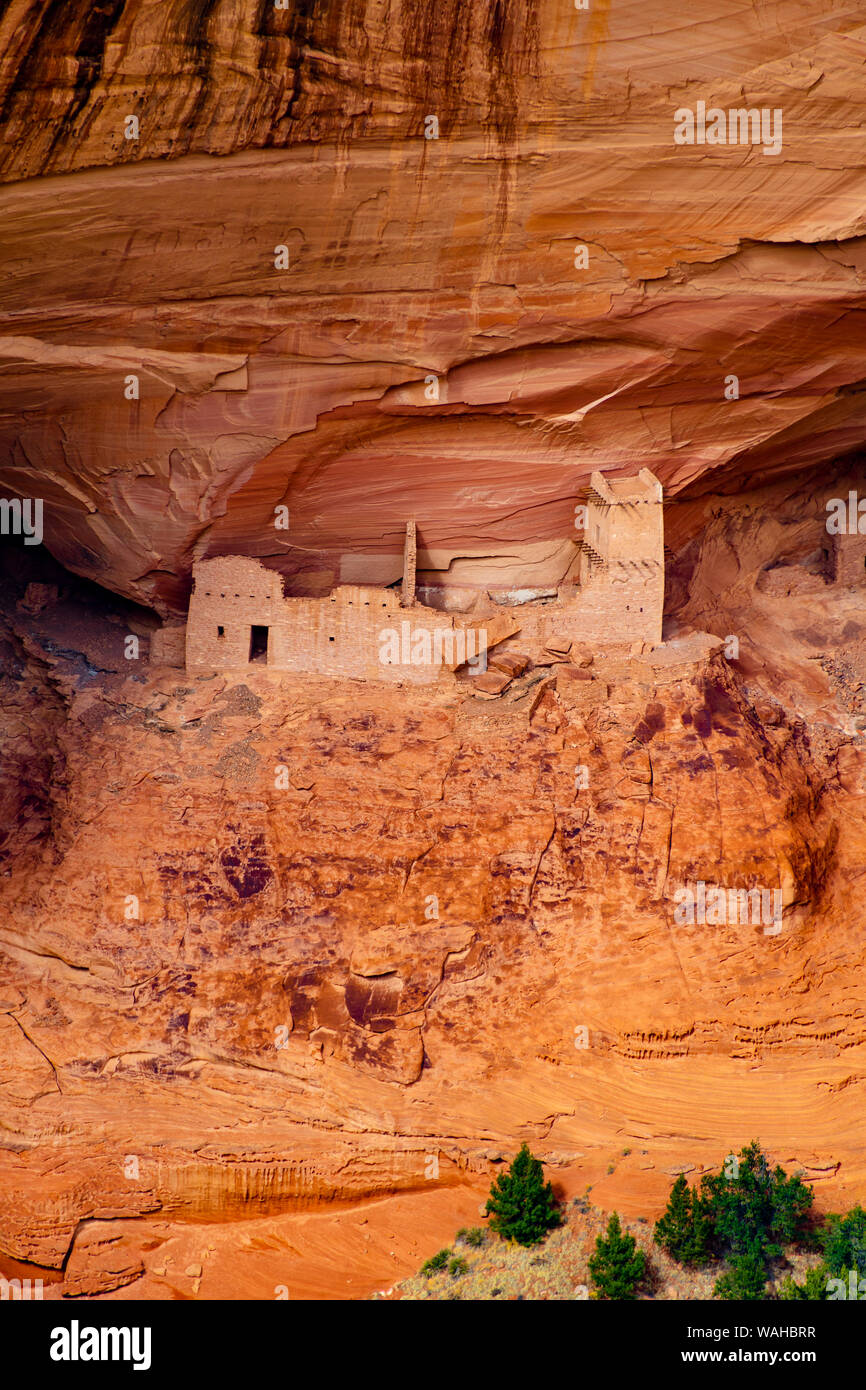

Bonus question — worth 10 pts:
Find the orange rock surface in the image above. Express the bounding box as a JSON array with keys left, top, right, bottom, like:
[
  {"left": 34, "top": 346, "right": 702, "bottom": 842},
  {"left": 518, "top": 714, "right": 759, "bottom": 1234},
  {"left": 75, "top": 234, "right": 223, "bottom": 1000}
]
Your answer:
[
  {"left": 1, "top": 518, "right": 865, "bottom": 1296},
  {"left": 2, "top": 2, "right": 866, "bottom": 609},
  {"left": 1, "top": 0, "right": 866, "bottom": 1298}
]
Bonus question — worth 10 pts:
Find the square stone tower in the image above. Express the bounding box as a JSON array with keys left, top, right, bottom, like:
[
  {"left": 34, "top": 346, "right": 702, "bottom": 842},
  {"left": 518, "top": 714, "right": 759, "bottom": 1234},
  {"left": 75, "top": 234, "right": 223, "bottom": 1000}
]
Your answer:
[
  {"left": 580, "top": 468, "right": 663, "bottom": 575},
  {"left": 574, "top": 468, "right": 664, "bottom": 645},
  {"left": 185, "top": 555, "right": 284, "bottom": 670}
]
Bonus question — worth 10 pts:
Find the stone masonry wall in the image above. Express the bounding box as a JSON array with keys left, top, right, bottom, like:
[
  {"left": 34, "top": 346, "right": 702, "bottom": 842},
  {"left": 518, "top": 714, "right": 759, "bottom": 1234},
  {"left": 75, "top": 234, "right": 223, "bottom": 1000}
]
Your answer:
[
  {"left": 182, "top": 471, "right": 665, "bottom": 680},
  {"left": 574, "top": 469, "right": 664, "bottom": 644},
  {"left": 832, "top": 531, "right": 866, "bottom": 587},
  {"left": 494, "top": 567, "right": 664, "bottom": 652},
  {"left": 186, "top": 556, "right": 464, "bottom": 684}
]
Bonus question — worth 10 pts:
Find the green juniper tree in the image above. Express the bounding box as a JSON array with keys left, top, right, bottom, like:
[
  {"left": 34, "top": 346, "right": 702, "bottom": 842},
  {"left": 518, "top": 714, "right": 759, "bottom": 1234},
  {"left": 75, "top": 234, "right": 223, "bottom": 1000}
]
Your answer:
[
  {"left": 589, "top": 1212, "right": 647, "bottom": 1300},
  {"left": 484, "top": 1143, "right": 561, "bottom": 1246},
  {"left": 700, "top": 1141, "right": 813, "bottom": 1262},
  {"left": 654, "top": 1143, "right": 816, "bottom": 1302},
  {"left": 821, "top": 1204, "right": 866, "bottom": 1279},
  {"left": 714, "top": 1248, "right": 769, "bottom": 1301},
  {"left": 778, "top": 1266, "right": 830, "bottom": 1301},
  {"left": 654, "top": 1173, "right": 713, "bottom": 1266}
]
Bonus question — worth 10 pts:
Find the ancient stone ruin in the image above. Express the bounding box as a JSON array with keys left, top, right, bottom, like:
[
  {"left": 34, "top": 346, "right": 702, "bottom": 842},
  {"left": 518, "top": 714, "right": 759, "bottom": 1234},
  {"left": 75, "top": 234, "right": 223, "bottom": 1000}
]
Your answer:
[
  {"left": 571, "top": 467, "right": 665, "bottom": 644},
  {"left": 179, "top": 470, "right": 665, "bottom": 682},
  {"left": 183, "top": 555, "right": 469, "bottom": 685},
  {"left": 827, "top": 529, "right": 866, "bottom": 588}
]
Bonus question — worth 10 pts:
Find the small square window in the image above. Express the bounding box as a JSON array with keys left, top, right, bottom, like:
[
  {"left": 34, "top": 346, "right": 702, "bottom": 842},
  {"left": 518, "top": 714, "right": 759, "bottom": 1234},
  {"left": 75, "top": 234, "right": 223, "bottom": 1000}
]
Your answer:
[{"left": 217, "top": 625, "right": 225, "bottom": 638}]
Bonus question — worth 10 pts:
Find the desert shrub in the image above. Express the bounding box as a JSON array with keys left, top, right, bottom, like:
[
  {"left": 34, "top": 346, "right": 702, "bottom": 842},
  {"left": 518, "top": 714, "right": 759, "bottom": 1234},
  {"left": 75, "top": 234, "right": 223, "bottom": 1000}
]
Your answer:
[
  {"left": 588, "top": 1212, "right": 647, "bottom": 1300},
  {"left": 654, "top": 1173, "right": 713, "bottom": 1266},
  {"left": 484, "top": 1143, "right": 561, "bottom": 1246},
  {"left": 456, "top": 1227, "right": 485, "bottom": 1248},
  {"left": 449, "top": 1257, "right": 469, "bottom": 1277},
  {"left": 420, "top": 1248, "right": 450, "bottom": 1277}
]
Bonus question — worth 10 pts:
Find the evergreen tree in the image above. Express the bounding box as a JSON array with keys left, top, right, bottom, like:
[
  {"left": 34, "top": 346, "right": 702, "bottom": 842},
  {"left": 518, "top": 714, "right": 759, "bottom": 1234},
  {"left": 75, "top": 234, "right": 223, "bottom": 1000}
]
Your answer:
[
  {"left": 821, "top": 1205, "right": 866, "bottom": 1279},
  {"left": 484, "top": 1143, "right": 561, "bottom": 1246},
  {"left": 778, "top": 1266, "right": 830, "bottom": 1301},
  {"left": 700, "top": 1141, "right": 813, "bottom": 1261},
  {"left": 654, "top": 1173, "right": 713, "bottom": 1265},
  {"left": 714, "top": 1249, "right": 768, "bottom": 1301},
  {"left": 589, "top": 1212, "right": 647, "bottom": 1300}
]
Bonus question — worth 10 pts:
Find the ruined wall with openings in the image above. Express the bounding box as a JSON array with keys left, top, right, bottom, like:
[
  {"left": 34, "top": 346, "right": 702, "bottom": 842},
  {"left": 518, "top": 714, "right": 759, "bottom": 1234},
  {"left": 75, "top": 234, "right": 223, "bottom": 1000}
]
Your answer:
[
  {"left": 569, "top": 566, "right": 663, "bottom": 646},
  {"left": 186, "top": 558, "right": 464, "bottom": 684},
  {"left": 181, "top": 471, "right": 665, "bottom": 681},
  {"left": 185, "top": 556, "right": 285, "bottom": 671}
]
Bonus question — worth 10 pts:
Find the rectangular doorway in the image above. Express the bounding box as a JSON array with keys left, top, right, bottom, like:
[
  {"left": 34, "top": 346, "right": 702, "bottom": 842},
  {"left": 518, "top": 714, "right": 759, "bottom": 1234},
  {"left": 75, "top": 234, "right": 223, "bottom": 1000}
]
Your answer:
[{"left": 249, "top": 625, "right": 269, "bottom": 663}]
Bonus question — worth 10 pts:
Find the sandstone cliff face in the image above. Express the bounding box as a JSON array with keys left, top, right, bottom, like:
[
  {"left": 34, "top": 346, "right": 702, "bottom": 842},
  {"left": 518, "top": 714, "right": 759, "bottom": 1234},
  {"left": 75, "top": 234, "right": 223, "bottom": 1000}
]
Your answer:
[
  {"left": 1, "top": 1, "right": 866, "bottom": 1300},
  {"left": 1, "top": 522, "right": 865, "bottom": 1296},
  {"left": 2, "top": 1, "right": 866, "bottom": 609}
]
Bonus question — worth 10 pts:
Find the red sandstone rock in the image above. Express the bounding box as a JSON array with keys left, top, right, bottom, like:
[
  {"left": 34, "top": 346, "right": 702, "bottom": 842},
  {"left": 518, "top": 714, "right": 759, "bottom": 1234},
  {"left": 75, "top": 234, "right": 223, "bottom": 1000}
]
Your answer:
[
  {"left": 2, "top": 0, "right": 866, "bottom": 1305},
  {"left": 2, "top": 6, "right": 866, "bottom": 611},
  {"left": 62, "top": 1224, "right": 146, "bottom": 1298},
  {"left": 470, "top": 670, "right": 512, "bottom": 697},
  {"left": 0, "top": 527, "right": 865, "bottom": 1292},
  {"left": 17, "top": 583, "right": 57, "bottom": 616},
  {"left": 489, "top": 651, "right": 531, "bottom": 679}
]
